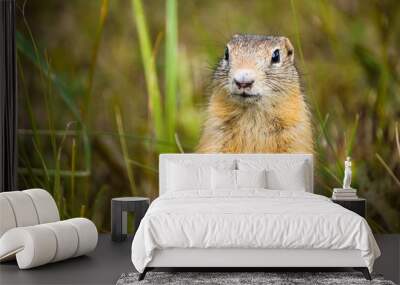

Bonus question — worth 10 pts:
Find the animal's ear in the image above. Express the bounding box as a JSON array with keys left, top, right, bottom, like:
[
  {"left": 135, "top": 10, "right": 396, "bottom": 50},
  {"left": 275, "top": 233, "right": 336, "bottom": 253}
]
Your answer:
[{"left": 282, "top": 37, "right": 294, "bottom": 63}]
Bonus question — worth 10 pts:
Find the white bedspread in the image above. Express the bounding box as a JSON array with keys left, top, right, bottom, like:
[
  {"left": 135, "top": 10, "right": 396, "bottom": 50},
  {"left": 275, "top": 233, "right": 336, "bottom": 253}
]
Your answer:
[{"left": 131, "top": 190, "right": 380, "bottom": 273}]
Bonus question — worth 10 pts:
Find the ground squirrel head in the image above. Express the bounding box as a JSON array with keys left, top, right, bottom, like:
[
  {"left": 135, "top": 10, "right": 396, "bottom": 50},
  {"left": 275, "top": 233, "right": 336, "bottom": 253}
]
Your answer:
[{"left": 213, "top": 34, "right": 300, "bottom": 105}]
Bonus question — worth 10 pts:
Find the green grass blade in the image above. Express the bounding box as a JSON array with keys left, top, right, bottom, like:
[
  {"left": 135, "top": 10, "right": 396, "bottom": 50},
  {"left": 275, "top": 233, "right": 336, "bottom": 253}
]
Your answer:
[
  {"left": 114, "top": 105, "right": 137, "bottom": 196},
  {"left": 77, "top": 0, "right": 109, "bottom": 213},
  {"left": 291, "top": 0, "right": 327, "bottom": 144},
  {"left": 177, "top": 48, "right": 202, "bottom": 142},
  {"left": 70, "top": 138, "right": 77, "bottom": 210},
  {"left": 16, "top": 32, "right": 92, "bottom": 174},
  {"left": 16, "top": 32, "right": 81, "bottom": 121},
  {"left": 21, "top": 10, "right": 48, "bottom": 98},
  {"left": 321, "top": 164, "right": 341, "bottom": 185},
  {"left": 17, "top": 57, "right": 41, "bottom": 148},
  {"left": 82, "top": 0, "right": 109, "bottom": 125},
  {"left": 53, "top": 151, "right": 62, "bottom": 210},
  {"left": 174, "top": 133, "right": 184, "bottom": 153},
  {"left": 290, "top": 0, "right": 341, "bottom": 173},
  {"left": 18, "top": 145, "right": 46, "bottom": 189},
  {"left": 53, "top": 125, "right": 72, "bottom": 212},
  {"left": 80, "top": 205, "right": 86, "bottom": 218},
  {"left": 395, "top": 123, "right": 400, "bottom": 159},
  {"left": 32, "top": 139, "right": 50, "bottom": 189},
  {"left": 91, "top": 185, "right": 110, "bottom": 229},
  {"left": 367, "top": 217, "right": 387, "bottom": 234},
  {"left": 128, "top": 159, "right": 158, "bottom": 173},
  {"left": 131, "top": 0, "right": 164, "bottom": 144},
  {"left": 165, "top": 0, "right": 178, "bottom": 143},
  {"left": 376, "top": 153, "right": 400, "bottom": 188},
  {"left": 43, "top": 52, "right": 58, "bottom": 161},
  {"left": 290, "top": 0, "right": 322, "bottom": 121}
]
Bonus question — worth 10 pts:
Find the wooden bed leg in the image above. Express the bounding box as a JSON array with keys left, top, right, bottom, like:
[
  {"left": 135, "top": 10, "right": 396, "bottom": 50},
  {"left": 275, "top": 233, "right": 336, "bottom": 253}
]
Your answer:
[
  {"left": 138, "top": 268, "right": 148, "bottom": 281},
  {"left": 354, "top": 267, "right": 371, "bottom": 280}
]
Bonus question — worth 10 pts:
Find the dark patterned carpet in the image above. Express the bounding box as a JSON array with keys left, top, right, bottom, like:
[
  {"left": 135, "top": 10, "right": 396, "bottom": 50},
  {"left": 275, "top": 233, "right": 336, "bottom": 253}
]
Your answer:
[{"left": 116, "top": 271, "right": 396, "bottom": 285}]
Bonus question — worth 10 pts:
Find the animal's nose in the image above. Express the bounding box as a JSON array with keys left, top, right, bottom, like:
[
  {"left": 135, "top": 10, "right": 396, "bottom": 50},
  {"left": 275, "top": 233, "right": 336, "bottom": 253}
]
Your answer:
[
  {"left": 234, "top": 79, "right": 254, "bottom": 89},
  {"left": 233, "top": 69, "right": 255, "bottom": 89}
]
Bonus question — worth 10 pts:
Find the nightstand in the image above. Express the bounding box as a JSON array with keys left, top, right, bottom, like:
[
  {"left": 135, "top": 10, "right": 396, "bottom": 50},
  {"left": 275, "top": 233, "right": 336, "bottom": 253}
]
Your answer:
[
  {"left": 111, "top": 197, "right": 150, "bottom": 242},
  {"left": 331, "top": 198, "right": 366, "bottom": 218}
]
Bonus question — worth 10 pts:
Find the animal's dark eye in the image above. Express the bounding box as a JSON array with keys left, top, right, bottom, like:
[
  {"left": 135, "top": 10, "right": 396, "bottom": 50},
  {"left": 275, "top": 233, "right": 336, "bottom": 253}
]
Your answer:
[
  {"left": 271, "top": 49, "right": 280, "bottom": 64},
  {"left": 224, "top": 47, "right": 229, "bottom": 61}
]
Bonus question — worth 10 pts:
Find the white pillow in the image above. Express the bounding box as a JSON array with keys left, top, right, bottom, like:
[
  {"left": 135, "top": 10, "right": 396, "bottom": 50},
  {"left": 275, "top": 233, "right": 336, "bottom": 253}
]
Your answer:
[
  {"left": 212, "top": 168, "right": 236, "bottom": 190},
  {"left": 266, "top": 168, "right": 306, "bottom": 191},
  {"left": 167, "top": 163, "right": 211, "bottom": 191},
  {"left": 236, "top": 169, "right": 268, "bottom": 189},
  {"left": 211, "top": 168, "right": 268, "bottom": 190},
  {"left": 237, "top": 159, "right": 308, "bottom": 191}
]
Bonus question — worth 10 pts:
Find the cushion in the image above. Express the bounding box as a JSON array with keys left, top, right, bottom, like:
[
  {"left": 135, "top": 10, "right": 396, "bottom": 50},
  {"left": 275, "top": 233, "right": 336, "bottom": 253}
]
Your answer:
[
  {"left": 236, "top": 169, "right": 268, "bottom": 188},
  {"left": 212, "top": 169, "right": 268, "bottom": 190},
  {"left": 237, "top": 159, "right": 308, "bottom": 191},
  {"left": 24, "top": 189, "right": 60, "bottom": 223},
  {"left": 0, "top": 191, "right": 39, "bottom": 227},
  {"left": 212, "top": 168, "right": 237, "bottom": 190},
  {"left": 160, "top": 155, "right": 237, "bottom": 195},
  {"left": 266, "top": 169, "right": 307, "bottom": 191},
  {"left": 0, "top": 226, "right": 57, "bottom": 268},
  {"left": 65, "top": 218, "right": 98, "bottom": 257},
  {"left": 0, "top": 196, "right": 17, "bottom": 237},
  {"left": 42, "top": 221, "right": 79, "bottom": 262},
  {"left": 167, "top": 162, "right": 212, "bottom": 191},
  {"left": 0, "top": 189, "right": 60, "bottom": 237}
]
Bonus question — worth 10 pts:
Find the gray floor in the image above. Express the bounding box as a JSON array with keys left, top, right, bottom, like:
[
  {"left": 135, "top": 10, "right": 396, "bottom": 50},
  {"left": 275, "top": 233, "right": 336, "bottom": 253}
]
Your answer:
[
  {"left": 374, "top": 234, "right": 400, "bottom": 284},
  {"left": 0, "top": 234, "right": 134, "bottom": 285},
  {"left": 0, "top": 234, "right": 399, "bottom": 285}
]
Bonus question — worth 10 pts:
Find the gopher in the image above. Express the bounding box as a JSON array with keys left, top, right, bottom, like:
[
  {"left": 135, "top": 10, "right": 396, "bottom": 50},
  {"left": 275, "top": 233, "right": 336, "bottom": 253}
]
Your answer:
[{"left": 196, "top": 34, "right": 313, "bottom": 153}]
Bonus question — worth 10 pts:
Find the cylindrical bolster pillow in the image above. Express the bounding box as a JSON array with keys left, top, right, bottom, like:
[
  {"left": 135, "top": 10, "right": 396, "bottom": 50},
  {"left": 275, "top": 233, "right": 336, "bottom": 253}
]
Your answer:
[
  {"left": 42, "top": 221, "right": 79, "bottom": 262},
  {"left": 0, "top": 218, "right": 98, "bottom": 269},
  {"left": 0, "top": 226, "right": 57, "bottom": 268},
  {"left": 0, "top": 196, "right": 17, "bottom": 237},
  {"left": 23, "top": 189, "right": 60, "bottom": 224},
  {"left": 0, "top": 191, "right": 39, "bottom": 227},
  {"left": 65, "top": 218, "right": 98, "bottom": 257},
  {"left": 0, "top": 189, "right": 59, "bottom": 239}
]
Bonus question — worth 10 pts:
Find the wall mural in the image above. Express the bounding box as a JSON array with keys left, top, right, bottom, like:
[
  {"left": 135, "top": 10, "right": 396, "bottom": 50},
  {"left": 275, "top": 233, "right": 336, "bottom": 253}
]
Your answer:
[{"left": 16, "top": 1, "right": 400, "bottom": 233}]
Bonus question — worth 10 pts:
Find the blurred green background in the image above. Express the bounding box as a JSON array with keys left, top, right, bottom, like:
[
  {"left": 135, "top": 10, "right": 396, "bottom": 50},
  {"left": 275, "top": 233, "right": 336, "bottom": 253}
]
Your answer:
[{"left": 16, "top": 0, "right": 400, "bottom": 233}]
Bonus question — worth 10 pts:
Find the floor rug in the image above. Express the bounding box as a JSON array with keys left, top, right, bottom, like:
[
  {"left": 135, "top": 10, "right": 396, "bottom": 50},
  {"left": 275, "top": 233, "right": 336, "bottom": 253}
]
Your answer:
[{"left": 116, "top": 271, "right": 395, "bottom": 285}]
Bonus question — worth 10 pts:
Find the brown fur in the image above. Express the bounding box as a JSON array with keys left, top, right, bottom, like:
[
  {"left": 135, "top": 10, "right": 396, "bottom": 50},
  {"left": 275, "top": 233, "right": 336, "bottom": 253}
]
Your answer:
[{"left": 197, "top": 35, "right": 313, "bottom": 153}]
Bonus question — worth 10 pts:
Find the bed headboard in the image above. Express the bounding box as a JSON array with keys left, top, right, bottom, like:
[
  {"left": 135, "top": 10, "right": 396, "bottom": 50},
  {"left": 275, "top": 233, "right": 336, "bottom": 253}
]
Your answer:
[{"left": 159, "top": 153, "right": 313, "bottom": 195}]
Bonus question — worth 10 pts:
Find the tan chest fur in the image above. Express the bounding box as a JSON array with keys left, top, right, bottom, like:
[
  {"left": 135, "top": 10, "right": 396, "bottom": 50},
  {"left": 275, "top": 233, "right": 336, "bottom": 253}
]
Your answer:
[{"left": 196, "top": 89, "right": 313, "bottom": 154}]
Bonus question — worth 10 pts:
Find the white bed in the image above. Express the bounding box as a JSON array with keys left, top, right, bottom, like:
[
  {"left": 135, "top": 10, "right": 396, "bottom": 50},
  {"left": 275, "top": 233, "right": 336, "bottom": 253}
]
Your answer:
[{"left": 131, "top": 154, "right": 380, "bottom": 280}]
